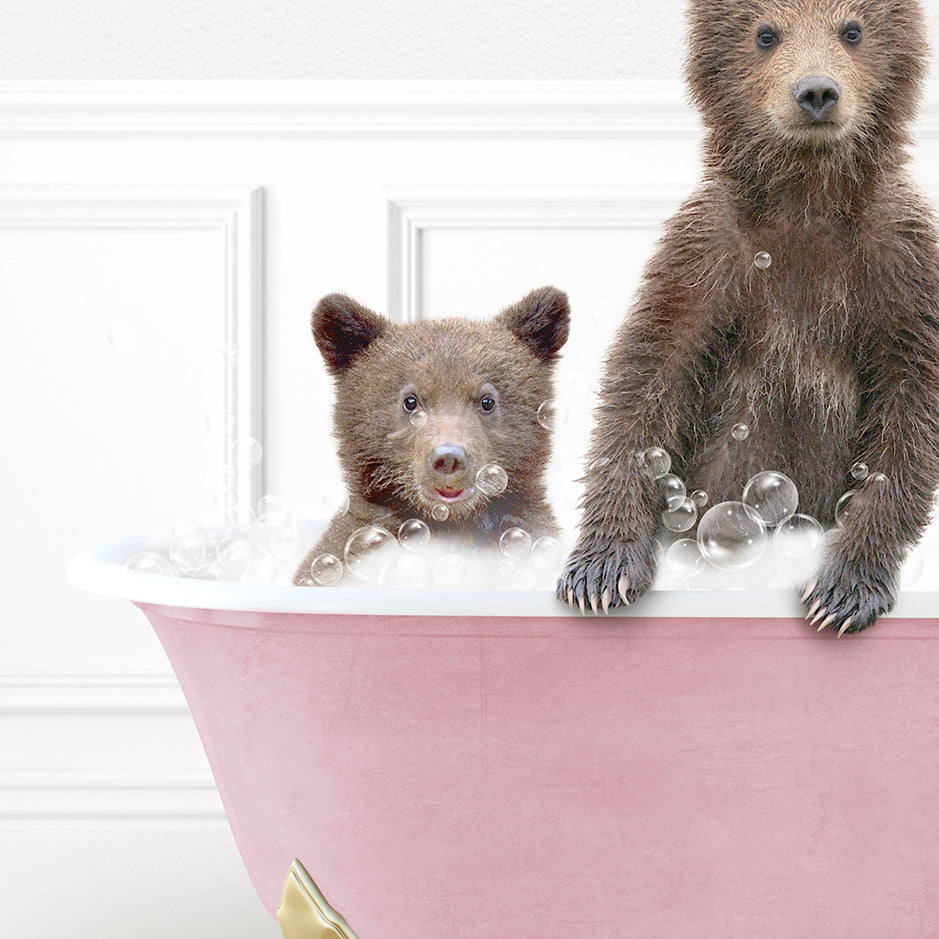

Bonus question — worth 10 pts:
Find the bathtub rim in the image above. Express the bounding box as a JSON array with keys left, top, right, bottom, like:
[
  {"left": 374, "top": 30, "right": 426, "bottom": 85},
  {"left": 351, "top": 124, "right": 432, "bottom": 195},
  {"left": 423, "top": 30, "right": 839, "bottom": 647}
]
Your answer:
[{"left": 67, "top": 529, "right": 939, "bottom": 620}]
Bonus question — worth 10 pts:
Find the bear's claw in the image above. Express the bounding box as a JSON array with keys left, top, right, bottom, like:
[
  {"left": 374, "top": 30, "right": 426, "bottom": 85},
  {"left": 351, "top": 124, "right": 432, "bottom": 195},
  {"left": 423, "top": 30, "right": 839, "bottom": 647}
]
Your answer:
[
  {"left": 800, "top": 554, "right": 895, "bottom": 636},
  {"left": 556, "top": 535, "right": 656, "bottom": 615}
]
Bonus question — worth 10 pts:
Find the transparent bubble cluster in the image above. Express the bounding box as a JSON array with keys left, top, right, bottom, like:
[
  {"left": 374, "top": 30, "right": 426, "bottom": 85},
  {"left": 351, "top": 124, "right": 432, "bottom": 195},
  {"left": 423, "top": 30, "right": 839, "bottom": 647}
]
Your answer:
[
  {"left": 644, "top": 452, "right": 831, "bottom": 585},
  {"left": 121, "top": 442, "right": 918, "bottom": 596}
]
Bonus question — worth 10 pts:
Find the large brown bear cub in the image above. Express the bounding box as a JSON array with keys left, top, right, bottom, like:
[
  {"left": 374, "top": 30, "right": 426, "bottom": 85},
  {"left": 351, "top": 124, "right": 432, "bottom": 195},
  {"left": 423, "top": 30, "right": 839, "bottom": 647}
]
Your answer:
[
  {"left": 294, "top": 287, "right": 569, "bottom": 584},
  {"left": 558, "top": 0, "right": 939, "bottom": 632}
]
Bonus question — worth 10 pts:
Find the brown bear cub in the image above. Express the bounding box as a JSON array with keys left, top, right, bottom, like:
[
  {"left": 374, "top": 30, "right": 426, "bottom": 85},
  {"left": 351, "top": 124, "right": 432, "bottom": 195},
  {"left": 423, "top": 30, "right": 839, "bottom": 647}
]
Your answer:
[
  {"left": 558, "top": 0, "right": 939, "bottom": 633},
  {"left": 294, "top": 287, "right": 570, "bottom": 585}
]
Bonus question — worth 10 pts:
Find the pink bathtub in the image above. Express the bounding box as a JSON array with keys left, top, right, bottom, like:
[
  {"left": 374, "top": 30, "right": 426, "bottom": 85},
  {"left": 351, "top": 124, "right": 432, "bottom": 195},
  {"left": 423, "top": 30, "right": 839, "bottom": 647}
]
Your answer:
[{"left": 69, "top": 531, "right": 939, "bottom": 937}]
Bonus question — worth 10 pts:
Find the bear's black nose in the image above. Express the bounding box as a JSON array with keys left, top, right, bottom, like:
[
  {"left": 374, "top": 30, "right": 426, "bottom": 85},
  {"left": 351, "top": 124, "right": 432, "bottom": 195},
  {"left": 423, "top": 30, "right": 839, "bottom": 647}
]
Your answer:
[
  {"left": 793, "top": 76, "right": 841, "bottom": 121},
  {"left": 430, "top": 444, "right": 467, "bottom": 476}
]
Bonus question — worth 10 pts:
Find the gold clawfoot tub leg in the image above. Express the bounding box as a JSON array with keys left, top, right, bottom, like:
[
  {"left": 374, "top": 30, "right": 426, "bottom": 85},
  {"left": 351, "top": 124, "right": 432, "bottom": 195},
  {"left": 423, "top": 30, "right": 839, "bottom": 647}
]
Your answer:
[{"left": 277, "top": 859, "right": 360, "bottom": 939}]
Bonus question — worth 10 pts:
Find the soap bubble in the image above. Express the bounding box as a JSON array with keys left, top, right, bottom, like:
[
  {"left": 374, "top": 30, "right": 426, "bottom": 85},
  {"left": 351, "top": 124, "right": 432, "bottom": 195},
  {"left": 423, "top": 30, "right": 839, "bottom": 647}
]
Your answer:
[
  {"left": 500, "top": 527, "right": 532, "bottom": 560},
  {"left": 435, "top": 553, "right": 468, "bottom": 586},
  {"left": 497, "top": 557, "right": 517, "bottom": 578},
  {"left": 754, "top": 251, "right": 772, "bottom": 270},
  {"left": 217, "top": 538, "right": 258, "bottom": 578},
  {"left": 170, "top": 533, "right": 209, "bottom": 575},
  {"left": 125, "top": 551, "right": 174, "bottom": 576},
  {"left": 310, "top": 553, "right": 343, "bottom": 586},
  {"left": 666, "top": 538, "right": 705, "bottom": 577},
  {"left": 850, "top": 462, "right": 869, "bottom": 481},
  {"left": 410, "top": 410, "right": 428, "bottom": 427},
  {"left": 731, "top": 423, "right": 750, "bottom": 441},
  {"left": 773, "top": 514, "right": 824, "bottom": 560},
  {"left": 231, "top": 437, "right": 262, "bottom": 468},
  {"left": 537, "top": 400, "right": 568, "bottom": 431},
  {"left": 742, "top": 471, "right": 799, "bottom": 527},
  {"left": 640, "top": 447, "right": 671, "bottom": 478},
  {"left": 269, "top": 525, "right": 303, "bottom": 562},
  {"left": 431, "top": 504, "right": 450, "bottom": 522},
  {"left": 256, "top": 494, "right": 288, "bottom": 525},
  {"left": 243, "top": 556, "right": 278, "bottom": 585},
  {"left": 661, "top": 497, "right": 697, "bottom": 532},
  {"left": 697, "top": 501, "right": 767, "bottom": 571},
  {"left": 344, "top": 526, "right": 400, "bottom": 582},
  {"left": 531, "top": 535, "right": 562, "bottom": 569},
  {"left": 691, "top": 489, "right": 709, "bottom": 508},
  {"left": 398, "top": 518, "right": 431, "bottom": 551},
  {"left": 476, "top": 463, "right": 509, "bottom": 496},
  {"left": 834, "top": 490, "right": 857, "bottom": 529},
  {"left": 657, "top": 473, "right": 687, "bottom": 510},
  {"left": 868, "top": 472, "right": 888, "bottom": 486}
]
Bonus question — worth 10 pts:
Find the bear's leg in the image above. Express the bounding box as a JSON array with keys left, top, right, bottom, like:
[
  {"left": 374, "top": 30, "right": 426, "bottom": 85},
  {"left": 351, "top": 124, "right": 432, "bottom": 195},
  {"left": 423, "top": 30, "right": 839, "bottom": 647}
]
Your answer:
[
  {"left": 557, "top": 448, "right": 661, "bottom": 613},
  {"left": 804, "top": 368, "right": 939, "bottom": 634},
  {"left": 557, "top": 332, "right": 704, "bottom": 613}
]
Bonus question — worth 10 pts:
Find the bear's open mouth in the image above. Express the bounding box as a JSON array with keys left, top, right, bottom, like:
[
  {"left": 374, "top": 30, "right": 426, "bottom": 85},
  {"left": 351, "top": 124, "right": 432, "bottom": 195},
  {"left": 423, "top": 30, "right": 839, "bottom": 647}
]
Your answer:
[{"left": 434, "top": 486, "right": 474, "bottom": 503}]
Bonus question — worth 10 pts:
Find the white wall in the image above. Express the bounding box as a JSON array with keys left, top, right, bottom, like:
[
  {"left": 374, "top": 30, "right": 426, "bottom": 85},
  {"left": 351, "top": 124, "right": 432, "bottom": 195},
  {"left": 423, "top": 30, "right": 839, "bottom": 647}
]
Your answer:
[
  {"left": 0, "top": 0, "right": 688, "bottom": 80},
  {"left": 5, "top": 4, "right": 939, "bottom": 938}
]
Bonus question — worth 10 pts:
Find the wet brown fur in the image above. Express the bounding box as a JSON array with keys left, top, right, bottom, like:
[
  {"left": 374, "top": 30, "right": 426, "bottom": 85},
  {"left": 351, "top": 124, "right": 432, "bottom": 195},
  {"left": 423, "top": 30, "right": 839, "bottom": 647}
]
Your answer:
[
  {"left": 558, "top": 0, "right": 939, "bottom": 631},
  {"left": 295, "top": 287, "right": 570, "bottom": 584}
]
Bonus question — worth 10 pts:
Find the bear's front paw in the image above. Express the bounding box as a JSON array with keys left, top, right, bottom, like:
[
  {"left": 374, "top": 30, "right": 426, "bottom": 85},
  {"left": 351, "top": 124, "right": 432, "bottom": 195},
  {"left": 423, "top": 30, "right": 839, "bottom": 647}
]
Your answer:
[
  {"left": 801, "top": 555, "right": 897, "bottom": 636},
  {"left": 556, "top": 535, "right": 656, "bottom": 614}
]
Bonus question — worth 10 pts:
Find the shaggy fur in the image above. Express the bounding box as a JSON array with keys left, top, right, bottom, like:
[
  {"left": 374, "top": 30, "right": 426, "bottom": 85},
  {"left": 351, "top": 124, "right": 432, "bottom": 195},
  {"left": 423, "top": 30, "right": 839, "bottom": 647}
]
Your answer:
[
  {"left": 558, "top": 0, "right": 939, "bottom": 632},
  {"left": 294, "top": 287, "right": 570, "bottom": 584}
]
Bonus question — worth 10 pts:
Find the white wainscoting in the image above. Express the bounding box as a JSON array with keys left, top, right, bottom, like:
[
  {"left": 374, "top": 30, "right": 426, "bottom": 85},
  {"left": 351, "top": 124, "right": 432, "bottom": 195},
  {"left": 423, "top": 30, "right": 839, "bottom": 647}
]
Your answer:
[{"left": 3, "top": 81, "right": 939, "bottom": 937}]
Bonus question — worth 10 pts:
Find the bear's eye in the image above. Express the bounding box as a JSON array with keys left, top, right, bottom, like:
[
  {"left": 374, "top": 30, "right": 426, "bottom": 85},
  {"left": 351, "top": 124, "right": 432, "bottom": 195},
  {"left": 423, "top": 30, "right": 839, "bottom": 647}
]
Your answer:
[
  {"left": 841, "top": 21, "right": 862, "bottom": 44},
  {"left": 403, "top": 394, "right": 419, "bottom": 412},
  {"left": 479, "top": 395, "right": 496, "bottom": 412},
  {"left": 755, "top": 25, "right": 778, "bottom": 49}
]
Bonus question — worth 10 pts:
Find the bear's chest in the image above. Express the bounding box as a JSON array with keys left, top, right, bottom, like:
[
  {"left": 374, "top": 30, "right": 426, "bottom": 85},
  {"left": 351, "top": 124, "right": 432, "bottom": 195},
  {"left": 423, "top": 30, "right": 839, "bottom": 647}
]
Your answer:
[{"left": 725, "top": 224, "right": 863, "bottom": 420}]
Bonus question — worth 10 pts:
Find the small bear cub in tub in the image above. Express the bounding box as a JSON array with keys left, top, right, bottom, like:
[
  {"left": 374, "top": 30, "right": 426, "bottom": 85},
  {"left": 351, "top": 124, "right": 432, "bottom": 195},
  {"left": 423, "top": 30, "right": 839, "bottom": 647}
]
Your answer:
[{"left": 293, "top": 287, "right": 570, "bottom": 586}]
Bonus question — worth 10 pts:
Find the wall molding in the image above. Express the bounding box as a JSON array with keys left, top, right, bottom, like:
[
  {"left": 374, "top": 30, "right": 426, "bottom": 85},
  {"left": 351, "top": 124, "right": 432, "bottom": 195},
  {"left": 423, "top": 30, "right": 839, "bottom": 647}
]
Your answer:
[
  {"left": 386, "top": 185, "right": 685, "bottom": 321},
  {"left": 0, "top": 671, "right": 186, "bottom": 714},
  {"left": 2, "top": 80, "right": 939, "bottom": 141},
  {"left": 0, "top": 672, "right": 222, "bottom": 821},
  {"left": 0, "top": 772, "right": 223, "bottom": 821},
  {"left": 0, "top": 79, "right": 701, "bottom": 139},
  {"left": 0, "top": 184, "right": 264, "bottom": 517}
]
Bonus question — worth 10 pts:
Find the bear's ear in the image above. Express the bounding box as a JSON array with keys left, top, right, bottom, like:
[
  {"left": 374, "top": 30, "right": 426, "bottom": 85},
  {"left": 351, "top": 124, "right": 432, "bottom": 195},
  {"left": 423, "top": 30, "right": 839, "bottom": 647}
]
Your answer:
[
  {"left": 312, "top": 293, "right": 388, "bottom": 375},
  {"left": 496, "top": 286, "right": 571, "bottom": 363}
]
